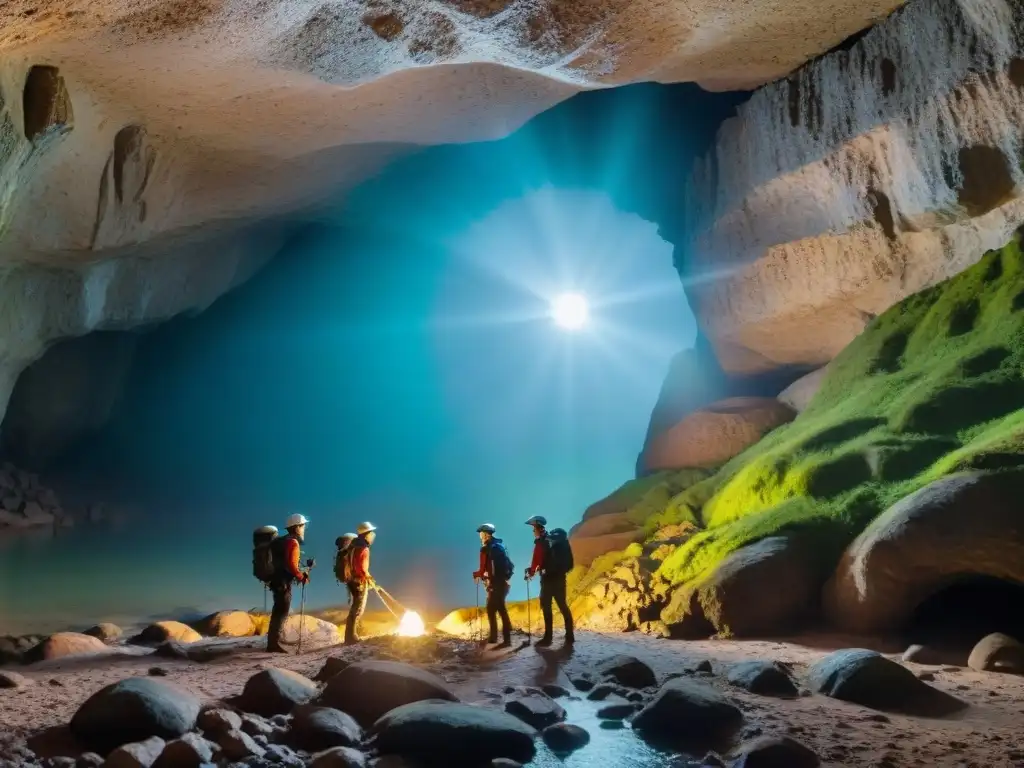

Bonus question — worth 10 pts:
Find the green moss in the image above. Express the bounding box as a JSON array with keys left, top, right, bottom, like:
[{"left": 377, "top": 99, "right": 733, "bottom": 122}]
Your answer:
[
  {"left": 621, "top": 468, "right": 712, "bottom": 531},
  {"left": 568, "top": 543, "right": 642, "bottom": 599},
  {"left": 644, "top": 233, "right": 1024, "bottom": 589}
]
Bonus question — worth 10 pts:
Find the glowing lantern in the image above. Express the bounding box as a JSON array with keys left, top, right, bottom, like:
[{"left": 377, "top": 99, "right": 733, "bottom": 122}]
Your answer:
[{"left": 396, "top": 611, "right": 426, "bottom": 637}]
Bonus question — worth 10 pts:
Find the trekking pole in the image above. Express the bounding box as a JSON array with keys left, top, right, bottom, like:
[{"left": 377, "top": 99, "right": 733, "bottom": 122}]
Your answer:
[
  {"left": 298, "top": 580, "right": 307, "bottom": 655},
  {"left": 475, "top": 580, "right": 482, "bottom": 643},
  {"left": 525, "top": 575, "right": 532, "bottom": 646},
  {"left": 263, "top": 585, "right": 268, "bottom": 614}
]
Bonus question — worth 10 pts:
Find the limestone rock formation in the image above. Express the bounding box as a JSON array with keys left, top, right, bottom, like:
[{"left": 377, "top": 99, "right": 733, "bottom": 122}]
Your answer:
[
  {"left": 687, "top": 0, "right": 1024, "bottom": 374},
  {"left": 0, "top": 461, "right": 71, "bottom": 528},
  {"left": 777, "top": 366, "right": 829, "bottom": 412},
  {"left": 640, "top": 397, "right": 796, "bottom": 473},
  {"left": 825, "top": 471, "right": 1024, "bottom": 634}
]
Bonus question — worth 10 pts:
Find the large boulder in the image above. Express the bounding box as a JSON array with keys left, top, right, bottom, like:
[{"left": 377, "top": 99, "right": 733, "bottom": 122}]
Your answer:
[
  {"left": 594, "top": 655, "right": 657, "bottom": 689},
  {"left": 197, "top": 611, "right": 256, "bottom": 638},
  {"left": 641, "top": 397, "right": 795, "bottom": 473},
  {"left": 664, "top": 535, "right": 820, "bottom": 637},
  {"left": 316, "top": 660, "right": 458, "bottom": 726},
  {"left": 290, "top": 705, "right": 363, "bottom": 751},
  {"left": 368, "top": 701, "right": 536, "bottom": 765},
  {"left": 733, "top": 735, "right": 820, "bottom": 768},
  {"left": 152, "top": 732, "right": 217, "bottom": 768},
  {"left": 967, "top": 633, "right": 1024, "bottom": 674},
  {"left": 133, "top": 622, "right": 203, "bottom": 645},
  {"left": 726, "top": 661, "right": 799, "bottom": 698},
  {"left": 69, "top": 677, "right": 201, "bottom": 753},
  {"left": 278, "top": 616, "right": 342, "bottom": 649},
  {"left": 83, "top": 623, "right": 124, "bottom": 644},
  {"left": 631, "top": 678, "right": 743, "bottom": 749},
  {"left": 806, "top": 649, "right": 966, "bottom": 716},
  {"left": 104, "top": 736, "right": 166, "bottom": 768},
  {"left": 239, "top": 668, "right": 319, "bottom": 717},
  {"left": 826, "top": 471, "right": 1024, "bottom": 634},
  {"left": 777, "top": 367, "right": 829, "bottom": 413},
  {"left": 22, "top": 632, "right": 110, "bottom": 663},
  {"left": 503, "top": 689, "right": 565, "bottom": 730}
]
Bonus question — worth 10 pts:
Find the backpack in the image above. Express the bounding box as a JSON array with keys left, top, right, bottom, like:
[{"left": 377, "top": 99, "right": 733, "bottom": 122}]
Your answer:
[
  {"left": 544, "top": 528, "right": 574, "bottom": 576},
  {"left": 334, "top": 542, "right": 352, "bottom": 583},
  {"left": 252, "top": 526, "right": 278, "bottom": 583},
  {"left": 488, "top": 540, "right": 515, "bottom": 582}
]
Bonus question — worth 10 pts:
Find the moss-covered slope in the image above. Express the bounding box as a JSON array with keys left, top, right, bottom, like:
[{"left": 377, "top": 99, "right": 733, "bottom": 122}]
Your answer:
[{"left": 573, "top": 232, "right": 1024, "bottom": 631}]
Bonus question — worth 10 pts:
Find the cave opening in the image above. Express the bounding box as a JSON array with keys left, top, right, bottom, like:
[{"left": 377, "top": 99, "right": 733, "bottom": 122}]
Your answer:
[
  {"left": 0, "top": 80, "right": 754, "bottom": 633},
  {"left": 907, "top": 575, "right": 1024, "bottom": 650}
]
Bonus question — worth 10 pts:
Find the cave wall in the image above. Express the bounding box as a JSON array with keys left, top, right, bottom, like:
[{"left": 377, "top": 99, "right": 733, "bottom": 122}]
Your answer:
[{"left": 684, "top": 0, "right": 1024, "bottom": 375}]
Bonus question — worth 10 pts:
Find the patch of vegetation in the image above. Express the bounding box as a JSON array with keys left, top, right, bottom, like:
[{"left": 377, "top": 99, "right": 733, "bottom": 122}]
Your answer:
[
  {"left": 620, "top": 468, "right": 712, "bottom": 531},
  {"left": 648, "top": 233, "right": 1024, "bottom": 590}
]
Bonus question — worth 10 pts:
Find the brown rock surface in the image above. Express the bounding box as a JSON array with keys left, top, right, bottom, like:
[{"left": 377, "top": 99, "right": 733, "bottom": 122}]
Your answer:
[
  {"left": 686, "top": 0, "right": 1024, "bottom": 374},
  {"left": 641, "top": 397, "right": 795, "bottom": 473},
  {"left": 825, "top": 471, "right": 1024, "bottom": 634},
  {"left": 197, "top": 611, "right": 256, "bottom": 638},
  {"left": 22, "top": 632, "right": 110, "bottom": 663},
  {"left": 135, "top": 622, "right": 203, "bottom": 645}
]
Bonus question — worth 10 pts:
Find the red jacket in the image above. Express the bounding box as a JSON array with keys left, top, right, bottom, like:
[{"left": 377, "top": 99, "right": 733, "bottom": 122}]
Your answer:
[
  {"left": 350, "top": 539, "right": 371, "bottom": 582},
  {"left": 281, "top": 538, "right": 307, "bottom": 582},
  {"left": 527, "top": 535, "right": 546, "bottom": 577}
]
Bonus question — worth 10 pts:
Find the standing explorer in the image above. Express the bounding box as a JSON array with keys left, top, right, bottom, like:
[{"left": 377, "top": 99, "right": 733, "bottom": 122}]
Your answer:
[
  {"left": 266, "top": 513, "right": 312, "bottom": 653},
  {"left": 524, "top": 515, "right": 575, "bottom": 647},
  {"left": 341, "top": 521, "right": 377, "bottom": 645},
  {"left": 472, "top": 523, "right": 514, "bottom": 648}
]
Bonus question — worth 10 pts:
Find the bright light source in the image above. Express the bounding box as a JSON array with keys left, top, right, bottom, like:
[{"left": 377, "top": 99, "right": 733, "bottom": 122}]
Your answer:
[
  {"left": 396, "top": 610, "right": 426, "bottom": 637},
  {"left": 550, "top": 292, "right": 589, "bottom": 330}
]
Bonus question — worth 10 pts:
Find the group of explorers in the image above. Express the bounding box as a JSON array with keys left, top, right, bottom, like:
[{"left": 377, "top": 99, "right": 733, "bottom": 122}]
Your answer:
[{"left": 253, "top": 513, "right": 575, "bottom": 652}]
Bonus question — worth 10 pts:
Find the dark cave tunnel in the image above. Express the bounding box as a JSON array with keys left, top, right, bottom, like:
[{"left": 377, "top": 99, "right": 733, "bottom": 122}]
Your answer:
[{"left": 907, "top": 575, "right": 1024, "bottom": 651}]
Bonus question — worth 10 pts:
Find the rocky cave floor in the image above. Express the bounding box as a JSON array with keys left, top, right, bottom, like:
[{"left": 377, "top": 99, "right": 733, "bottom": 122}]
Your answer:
[{"left": 2, "top": 628, "right": 1023, "bottom": 767}]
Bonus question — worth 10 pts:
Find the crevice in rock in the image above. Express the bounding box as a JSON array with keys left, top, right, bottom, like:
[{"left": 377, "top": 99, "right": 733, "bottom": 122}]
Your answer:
[
  {"left": 869, "top": 188, "right": 897, "bottom": 240},
  {"left": 908, "top": 575, "right": 1024, "bottom": 649},
  {"left": 880, "top": 57, "right": 896, "bottom": 96},
  {"left": 1008, "top": 58, "right": 1024, "bottom": 87},
  {"left": 22, "top": 65, "right": 73, "bottom": 141},
  {"left": 956, "top": 145, "right": 1016, "bottom": 217}
]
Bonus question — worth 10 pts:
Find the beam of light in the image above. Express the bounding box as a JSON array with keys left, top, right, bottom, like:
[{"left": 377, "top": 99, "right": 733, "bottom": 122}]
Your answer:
[
  {"left": 550, "top": 292, "right": 589, "bottom": 330},
  {"left": 396, "top": 610, "right": 426, "bottom": 637}
]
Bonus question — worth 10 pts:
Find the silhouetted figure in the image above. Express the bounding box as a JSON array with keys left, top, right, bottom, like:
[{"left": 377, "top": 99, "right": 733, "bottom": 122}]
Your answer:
[
  {"left": 525, "top": 515, "right": 575, "bottom": 648},
  {"left": 342, "top": 521, "right": 377, "bottom": 645},
  {"left": 267, "top": 513, "right": 311, "bottom": 653},
  {"left": 473, "top": 523, "right": 513, "bottom": 647}
]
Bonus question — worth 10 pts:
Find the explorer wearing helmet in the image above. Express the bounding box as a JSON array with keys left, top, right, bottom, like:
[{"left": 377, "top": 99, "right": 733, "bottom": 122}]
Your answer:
[
  {"left": 472, "top": 523, "right": 513, "bottom": 648},
  {"left": 266, "top": 513, "right": 312, "bottom": 653},
  {"left": 342, "top": 521, "right": 377, "bottom": 645},
  {"left": 525, "top": 515, "right": 575, "bottom": 647}
]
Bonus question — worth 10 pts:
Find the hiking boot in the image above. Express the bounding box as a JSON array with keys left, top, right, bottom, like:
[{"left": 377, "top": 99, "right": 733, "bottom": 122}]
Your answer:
[
  {"left": 486, "top": 637, "right": 498, "bottom": 645},
  {"left": 535, "top": 637, "right": 553, "bottom": 648},
  {"left": 496, "top": 640, "right": 513, "bottom": 649},
  {"left": 563, "top": 635, "right": 575, "bottom": 646}
]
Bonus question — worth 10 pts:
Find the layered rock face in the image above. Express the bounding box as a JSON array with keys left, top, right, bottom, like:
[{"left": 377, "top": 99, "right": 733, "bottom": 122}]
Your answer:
[{"left": 685, "top": 0, "right": 1024, "bottom": 375}]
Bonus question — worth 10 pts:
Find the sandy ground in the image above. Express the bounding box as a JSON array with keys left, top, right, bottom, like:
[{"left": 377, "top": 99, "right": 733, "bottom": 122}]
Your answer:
[{"left": 2, "top": 629, "right": 1023, "bottom": 767}]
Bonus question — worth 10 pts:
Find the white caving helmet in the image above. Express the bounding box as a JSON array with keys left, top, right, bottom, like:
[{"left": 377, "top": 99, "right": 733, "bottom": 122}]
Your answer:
[
  {"left": 285, "top": 513, "right": 310, "bottom": 529},
  {"left": 356, "top": 521, "right": 377, "bottom": 535},
  {"left": 336, "top": 533, "right": 357, "bottom": 548},
  {"left": 255, "top": 525, "right": 279, "bottom": 535}
]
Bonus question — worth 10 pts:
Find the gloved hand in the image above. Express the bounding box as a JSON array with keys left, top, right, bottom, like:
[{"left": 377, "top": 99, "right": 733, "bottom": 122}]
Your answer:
[
  {"left": 298, "top": 572, "right": 310, "bottom": 585},
  {"left": 366, "top": 576, "right": 377, "bottom": 590}
]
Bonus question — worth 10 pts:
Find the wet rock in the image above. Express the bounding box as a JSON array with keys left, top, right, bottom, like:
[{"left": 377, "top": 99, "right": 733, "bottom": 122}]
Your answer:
[
  {"left": 105, "top": 737, "right": 166, "bottom": 768},
  {"left": 596, "top": 703, "right": 638, "bottom": 720},
  {"left": 240, "top": 669, "right": 318, "bottom": 717},
  {"left": 807, "top": 649, "right": 967, "bottom": 716},
  {"left": 585, "top": 683, "right": 621, "bottom": 701},
  {"left": 541, "top": 722, "right": 590, "bottom": 754},
  {"left": 314, "top": 657, "right": 350, "bottom": 682},
  {"left": 264, "top": 744, "right": 304, "bottom": 766},
  {"left": 967, "top": 633, "right": 1024, "bottom": 674},
  {"left": 197, "top": 612, "right": 255, "bottom": 638},
  {"left": 489, "top": 760, "right": 521, "bottom": 768},
  {"left": 309, "top": 747, "right": 366, "bottom": 768},
  {"left": 290, "top": 705, "right": 362, "bottom": 751},
  {"left": 316, "top": 661, "right": 458, "bottom": 726},
  {"left": 732, "top": 735, "right": 820, "bottom": 767},
  {"left": 76, "top": 753, "right": 103, "bottom": 767},
  {"left": 133, "top": 622, "right": 203, "bottom": 645},
  {"left": 368, "top": 700, "right": 535, "bottom": 764},
  {"left": 569, "top": 676, "right": 594, "bottom": 692},
  {"left": 23, "top": 632, "right": 109, "bottom": 663},
  {"left": 632, "top": 678, "right": 743, "bottom": 749},
  {"left": 83, "top": 623, "right": 123, "bottom": 644},
  {"left": 595, "top": 655, "right": 657, "bottom": 689},
  {"left": 153, "top": 733, "right": 217, "bottom": 768},
  {"left": 599, "top": 720, "right": 624, "bottom": 730},
  {"left": 216, "top": 729, "right": 265, "bottom": 761},
  {"left": 690, "top": 660, "right": 713, "bottom": 674},
  {"left": 198, "top": 708, "right": 243, "bottom": 734},
  {"left": 540, "top": 684, "right": 570, "bottom": 699},
  {"left": 726, "top": 661, "right": 798, "bottom": 698},
  {"left": 0, "top": 670, "right": 32, "bottom": 688},
  {"left": 503, "top": 689, "right": 565, "bottom": 729},
  {"left": 70, "top": 677, "right": 201, "bottom": 753}
]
